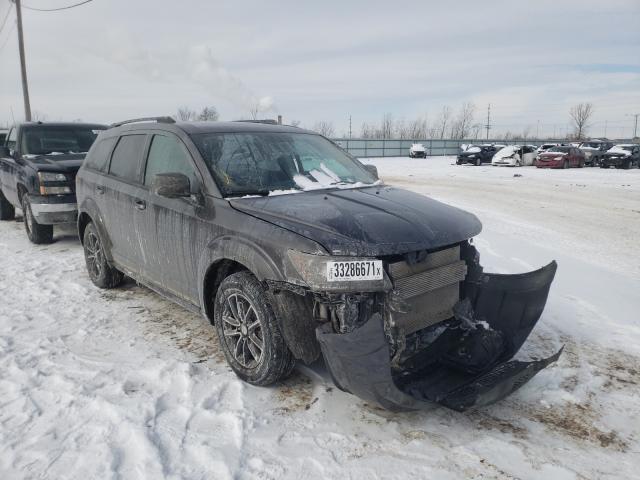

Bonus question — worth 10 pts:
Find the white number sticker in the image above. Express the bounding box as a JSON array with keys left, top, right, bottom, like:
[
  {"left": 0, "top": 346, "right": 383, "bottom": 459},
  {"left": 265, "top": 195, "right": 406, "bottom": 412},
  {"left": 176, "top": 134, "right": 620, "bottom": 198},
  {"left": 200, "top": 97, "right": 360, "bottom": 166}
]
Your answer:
[{"left": 326, "top": 260, "right": 383, "bottom": 282}]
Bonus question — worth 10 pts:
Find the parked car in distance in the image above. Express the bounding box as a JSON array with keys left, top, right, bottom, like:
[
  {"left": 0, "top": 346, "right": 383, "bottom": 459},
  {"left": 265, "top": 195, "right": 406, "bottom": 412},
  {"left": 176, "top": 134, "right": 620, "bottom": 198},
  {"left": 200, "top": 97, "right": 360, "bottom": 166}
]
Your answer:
[
  {"left": 0, "top": 122, "right": 107, "bottom": 243},
  {"left": 536, "top": 143, "right": 560, "bottom": 159},
  {"left": 76, "top": 117, "right": 560, "bottom": 412},
  {"left": 491, "top": 145, "right": 537, "bottom": 166},
  {"left": 456, "top": 144, "right": 503, "bottom": 166},
  {"left": 579, "top": 140, "right": 614, "bottom": 166},
  {"left": 409, "top": 143, "right": 426, "bottom": 158},
  {"left": 600, "top": 144, "right": 640, "bottom": 169},
  {"left": 535, "top": 145, "right": 585, "bottom": 169}
]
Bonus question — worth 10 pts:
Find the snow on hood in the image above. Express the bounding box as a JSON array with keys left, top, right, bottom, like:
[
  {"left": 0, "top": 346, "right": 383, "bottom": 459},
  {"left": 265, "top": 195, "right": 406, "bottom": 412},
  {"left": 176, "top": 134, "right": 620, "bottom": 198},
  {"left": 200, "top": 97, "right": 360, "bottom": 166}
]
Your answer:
[
  {"left": 466, "top": 146, "right": 481, "bottom": 153},
  {"left": 493, "top": 145, "right": 518, "bottom": 159},
  {"left": 607, "top": 146, "right": 632, "bottom": 156},
  {"left": 410, "top": 144, "right": 425, "bottom": 151}
]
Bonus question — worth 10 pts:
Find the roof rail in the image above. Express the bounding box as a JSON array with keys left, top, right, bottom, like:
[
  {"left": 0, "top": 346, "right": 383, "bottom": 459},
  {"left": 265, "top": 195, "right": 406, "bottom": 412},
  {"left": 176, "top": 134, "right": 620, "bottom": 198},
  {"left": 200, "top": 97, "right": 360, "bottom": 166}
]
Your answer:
[
  {"left": 110, "top": 116, "right": 176, "bottom": 128},
  {"left": 234, "top": 119, "right": 278, "bottom": 125}
]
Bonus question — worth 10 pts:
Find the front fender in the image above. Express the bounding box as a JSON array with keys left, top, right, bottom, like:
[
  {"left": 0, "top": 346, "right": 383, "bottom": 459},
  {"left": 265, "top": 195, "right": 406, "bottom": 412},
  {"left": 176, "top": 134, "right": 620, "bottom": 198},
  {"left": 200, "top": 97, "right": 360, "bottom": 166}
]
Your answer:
[{"left": 197, "top": 235, "right": 286, "bottom": 309}]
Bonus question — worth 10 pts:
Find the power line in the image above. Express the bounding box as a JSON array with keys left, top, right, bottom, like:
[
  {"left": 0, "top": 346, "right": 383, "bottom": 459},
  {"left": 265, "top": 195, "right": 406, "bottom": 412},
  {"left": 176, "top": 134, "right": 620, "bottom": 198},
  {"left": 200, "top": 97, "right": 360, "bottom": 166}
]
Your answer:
[
  {"left": 0, "top": 20, "right": 16, "bottom": 53},
  {"left": 0, "top": 3, "right": 14, "bottom": 35},
  {"left": 13, "top": 0, "right": 95, "bottom": 12}
]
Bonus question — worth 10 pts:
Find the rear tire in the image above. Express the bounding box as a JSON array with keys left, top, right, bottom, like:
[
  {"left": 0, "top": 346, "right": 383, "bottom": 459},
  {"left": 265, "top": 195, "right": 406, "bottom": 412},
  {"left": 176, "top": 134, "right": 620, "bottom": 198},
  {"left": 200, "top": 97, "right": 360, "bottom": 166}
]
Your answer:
[
  {"left": 83, "top": 222, "right": 124, "bottom": 288},
  {"left": 475, "top": 158, "right": 481, "bottom": 166},
  {"left": 0, "top": 189, "right": 15, "bottom": 220},
  {"left": 623, "top": 159, "right": 631, "bottom": 170},
  {"left": 21, "top": 195, "right": 53, "bottom": 244},
  {"left": 563, "top": 160, "right": 569, "bottom": 169},
  {"left": 214, "top": 271, "right": 295, "bottom": 386}
]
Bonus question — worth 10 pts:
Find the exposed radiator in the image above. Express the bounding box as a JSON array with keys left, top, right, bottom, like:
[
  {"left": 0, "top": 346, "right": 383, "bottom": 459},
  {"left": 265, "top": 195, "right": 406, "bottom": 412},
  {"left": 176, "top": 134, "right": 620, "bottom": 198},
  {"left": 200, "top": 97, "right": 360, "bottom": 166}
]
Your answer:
[{"left": 388, "top": 245, "right": 467, "bottom": 335}]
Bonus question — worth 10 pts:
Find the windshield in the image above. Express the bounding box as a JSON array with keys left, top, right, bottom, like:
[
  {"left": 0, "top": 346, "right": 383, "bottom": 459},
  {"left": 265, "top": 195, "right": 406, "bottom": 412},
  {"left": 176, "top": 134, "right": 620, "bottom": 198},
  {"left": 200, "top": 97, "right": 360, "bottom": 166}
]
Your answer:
[
  {"left": 191, "top": 132, "right": 378, "bottom": 197},
  {"left": 22, "top": 126, "right": 105, "bottom": 156},
  {"left": 547, "top": 146, "right": 571, "bottom": 154}
]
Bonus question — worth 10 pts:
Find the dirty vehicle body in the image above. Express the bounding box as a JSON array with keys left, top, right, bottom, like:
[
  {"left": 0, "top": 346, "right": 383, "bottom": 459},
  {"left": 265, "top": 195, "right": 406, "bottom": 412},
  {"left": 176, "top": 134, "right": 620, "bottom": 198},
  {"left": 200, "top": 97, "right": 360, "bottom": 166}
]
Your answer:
[
  {"left": 579, "top": 140, "right": 614, "bottom": 167},
  {"left": 457, "top": 145, "right": 502, "bottom": 166},
  {"left": 76, "top": 118, "right": 561, "bottom": 412},
  {"left": 491, "top": 145, "right": 537, "bottom": 166},
  {"left": 409, "top": 143, "right": 426, "bottom": 158},
  {"left": 535, "top": 146, "right": 585, "bottom": 169},
  {"left": 600, "top": 144, "right": 640, "bottom": 169},
  {"left": 0, "top": 122, "right": 106, "bottom": 243}
]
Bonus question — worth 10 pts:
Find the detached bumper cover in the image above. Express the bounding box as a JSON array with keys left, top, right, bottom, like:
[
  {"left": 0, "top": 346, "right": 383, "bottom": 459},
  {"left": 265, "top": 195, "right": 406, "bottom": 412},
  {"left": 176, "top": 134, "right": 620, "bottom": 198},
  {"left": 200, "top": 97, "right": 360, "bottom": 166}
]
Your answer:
[{"left": 316, "top": 261, "right": 561, "bottom": 412}]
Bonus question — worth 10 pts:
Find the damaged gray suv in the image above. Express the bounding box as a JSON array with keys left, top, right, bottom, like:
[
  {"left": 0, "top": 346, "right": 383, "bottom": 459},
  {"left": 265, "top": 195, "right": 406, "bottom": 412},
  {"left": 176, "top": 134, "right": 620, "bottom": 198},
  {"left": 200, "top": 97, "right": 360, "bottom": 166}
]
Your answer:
[{"left": 76, "top": 117, "right": 561, "bottom": 412}]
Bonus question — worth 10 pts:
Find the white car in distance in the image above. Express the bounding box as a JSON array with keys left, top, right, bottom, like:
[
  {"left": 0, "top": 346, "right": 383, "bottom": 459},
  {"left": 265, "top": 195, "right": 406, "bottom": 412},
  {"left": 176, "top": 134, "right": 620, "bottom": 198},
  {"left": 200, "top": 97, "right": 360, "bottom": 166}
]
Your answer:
[
  {"left": 492, "top": 145, "right": 537, "bottom": 166},
  {"left": 409, "top": 143, "right": 427, "bottom": 158}
]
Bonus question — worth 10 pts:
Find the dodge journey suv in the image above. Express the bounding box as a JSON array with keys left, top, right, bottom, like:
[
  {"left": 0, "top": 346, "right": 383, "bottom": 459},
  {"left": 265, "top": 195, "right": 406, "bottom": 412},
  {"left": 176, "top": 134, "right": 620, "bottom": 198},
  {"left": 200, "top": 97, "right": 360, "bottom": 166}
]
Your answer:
[{"left": 76, "top": 117, "right": 561, "bottom": 411}]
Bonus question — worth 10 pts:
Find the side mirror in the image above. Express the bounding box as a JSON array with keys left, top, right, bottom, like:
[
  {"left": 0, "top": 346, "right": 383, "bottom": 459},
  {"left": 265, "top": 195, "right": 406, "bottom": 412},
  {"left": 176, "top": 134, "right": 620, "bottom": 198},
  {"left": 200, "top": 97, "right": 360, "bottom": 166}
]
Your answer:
[
  {"left": 151, "top": 173, "right": 191, "bottom": 198},
  {"left": 364, "top": 164, "right": 379, "bottom": 179},
  {"left": 0, "top": 146, "right": 10, "bottom": 157}
]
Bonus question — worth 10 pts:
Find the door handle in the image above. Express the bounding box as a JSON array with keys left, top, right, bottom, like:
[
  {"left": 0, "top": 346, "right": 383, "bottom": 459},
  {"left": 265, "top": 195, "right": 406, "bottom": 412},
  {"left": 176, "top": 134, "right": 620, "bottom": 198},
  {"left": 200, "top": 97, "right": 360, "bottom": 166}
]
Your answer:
[
  {"left": 134, "top": 199, "right": 146, "bottom": 210},
  {"left": 96, "top": 185, "right": 105, "bottom": 194}
]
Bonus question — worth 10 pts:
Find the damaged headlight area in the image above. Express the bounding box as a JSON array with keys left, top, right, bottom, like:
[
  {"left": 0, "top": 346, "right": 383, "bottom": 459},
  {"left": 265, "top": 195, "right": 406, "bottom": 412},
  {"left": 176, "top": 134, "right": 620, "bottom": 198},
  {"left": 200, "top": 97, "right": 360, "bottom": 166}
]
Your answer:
[
  {"left": 287, "top": 250, "right": 392, "bottom": 292},
  {"left": 311, "top": 242, "right": 563, "bottom": 412}
]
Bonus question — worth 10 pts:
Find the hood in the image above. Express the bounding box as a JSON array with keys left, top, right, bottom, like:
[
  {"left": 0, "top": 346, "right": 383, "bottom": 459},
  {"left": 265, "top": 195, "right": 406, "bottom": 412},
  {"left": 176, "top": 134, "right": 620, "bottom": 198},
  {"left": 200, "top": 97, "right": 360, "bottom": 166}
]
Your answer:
[
  {"left": 494, "top": 146, "right": 519, "bottom": 159},
  {"left": 22, "top": 153, "right": 85, "bottom": 172},
  {"left": 539, "top": 151, "right": 567, "bottom": 157},
  {"left": 229, "top": 186, "right": 482, "bottom": 256},
  {"left": 606, "top": 149, "right": 631, "bottom": 157}
]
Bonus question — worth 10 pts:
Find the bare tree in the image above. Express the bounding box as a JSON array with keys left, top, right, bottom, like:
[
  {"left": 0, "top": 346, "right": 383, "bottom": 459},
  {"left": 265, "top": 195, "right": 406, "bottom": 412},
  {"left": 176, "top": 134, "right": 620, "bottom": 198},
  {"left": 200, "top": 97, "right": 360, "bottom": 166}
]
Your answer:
[
  {"left": 312, "top": 121, "right": 335, "bottom": 137},
  {"left": 360, "top": 122, "right": 375, "bottom": 139},
  {"left": 197, "top": 106, "right": 219, "bottom": 121},
  {"left": 408, "top": 117, "right": 428, "bottom": 139},
  {"left": 433, "top": 106, "right": 452, "bottom": 139},
  {"left": 449, "top": 102, "right": 476, "bottom": 139},
  {"left": 569, "top": 102, "right": 594, "bottom": 140},
  {"left": 395, "top": 118, "right": 409, "bottom": 139},
  {"left": 177, "top": 106, "right": 197, "bottom": 121},
  {"left": 378, "top": 113, "right": 394, "bottom": 139},
  {"left": 248, "top": 101, "right": 261, "bottom": 120}
]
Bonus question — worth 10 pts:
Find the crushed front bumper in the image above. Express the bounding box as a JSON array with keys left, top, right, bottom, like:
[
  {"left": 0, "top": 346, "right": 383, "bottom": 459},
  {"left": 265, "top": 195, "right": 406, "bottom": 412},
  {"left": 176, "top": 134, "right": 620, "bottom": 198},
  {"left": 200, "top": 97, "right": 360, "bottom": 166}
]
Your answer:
[{"left": 316, "top": 261, "right": 561, "bottom": 412}]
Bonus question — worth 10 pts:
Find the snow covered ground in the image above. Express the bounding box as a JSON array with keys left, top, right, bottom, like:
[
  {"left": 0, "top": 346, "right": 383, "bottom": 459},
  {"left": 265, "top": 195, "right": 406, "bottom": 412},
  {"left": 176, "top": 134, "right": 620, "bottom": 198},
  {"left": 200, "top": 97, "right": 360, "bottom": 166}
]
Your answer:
[{"left": 1, "top": 156, "right": 639, "bottom": 479}]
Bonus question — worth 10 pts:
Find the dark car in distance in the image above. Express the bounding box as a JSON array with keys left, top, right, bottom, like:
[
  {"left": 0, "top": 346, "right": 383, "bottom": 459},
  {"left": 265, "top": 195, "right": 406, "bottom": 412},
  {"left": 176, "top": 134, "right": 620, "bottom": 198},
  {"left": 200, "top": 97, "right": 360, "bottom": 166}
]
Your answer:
[
  {"left": 457, "top": 144, "right": 503, "bottom": 166},
  {"left": 535, "top": 145, "right": 585, "bottom": 169},
  {"left": 600, "top": 144, "right": 640, "bottom": 169},
  {"left": 76, "top": 117, "right": 561, "bottom": 412},
  {"left": 0, "top": 122, "right": 106, "bottom": 243}
]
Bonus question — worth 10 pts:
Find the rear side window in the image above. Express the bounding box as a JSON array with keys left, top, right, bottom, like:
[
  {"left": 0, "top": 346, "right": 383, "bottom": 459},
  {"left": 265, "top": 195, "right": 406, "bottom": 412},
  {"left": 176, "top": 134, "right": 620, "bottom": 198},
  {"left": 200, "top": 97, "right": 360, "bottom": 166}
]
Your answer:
[
  {"left": 109, "top": 135, "right": 147, "bottom": 182},
  {"left": 85, "top": 137, "right": 117, "bottom": 172},
  {"left": 144, "top": 134, "right": 197, "bottom": 186}
]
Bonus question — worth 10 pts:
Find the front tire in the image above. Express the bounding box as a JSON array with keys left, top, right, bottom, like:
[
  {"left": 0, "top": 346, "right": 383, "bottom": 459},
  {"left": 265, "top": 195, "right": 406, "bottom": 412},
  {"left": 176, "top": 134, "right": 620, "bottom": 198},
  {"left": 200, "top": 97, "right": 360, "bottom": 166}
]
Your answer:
[
  {"left": 214, "top": 271, "right": 295, "bottom": 386},
  {"left": 475, "top": 158, "right": 481, "bottom": 166},
  {"left": 83, "top": 222, "right": 124, "bottom": 288},
  {"left": 563, "top": 160, "right": 569, "bottom": 169},
  {"left": 21, "top": 195, "right": 53, "bottom": 244},
  {"left": 0, "top": 189, "right": 15, "bottom": 220}
]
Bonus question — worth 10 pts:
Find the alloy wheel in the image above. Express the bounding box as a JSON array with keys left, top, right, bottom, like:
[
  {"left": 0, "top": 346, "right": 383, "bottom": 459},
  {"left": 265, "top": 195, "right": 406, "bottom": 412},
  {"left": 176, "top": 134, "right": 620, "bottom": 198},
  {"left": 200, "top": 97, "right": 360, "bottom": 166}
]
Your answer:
[
  {"left": 85, "top": 231, "right": 104, "bottom": 280},
  {"left": 221, "top": 290, "right": 264, "bottom": 368}
]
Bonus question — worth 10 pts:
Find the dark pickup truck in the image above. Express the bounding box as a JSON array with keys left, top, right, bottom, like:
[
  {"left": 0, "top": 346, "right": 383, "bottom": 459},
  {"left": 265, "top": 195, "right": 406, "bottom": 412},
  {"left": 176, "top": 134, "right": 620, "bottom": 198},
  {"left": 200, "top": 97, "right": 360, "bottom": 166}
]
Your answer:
[{"left": 0, "top": 122, "right": 106, "bottom": 243}]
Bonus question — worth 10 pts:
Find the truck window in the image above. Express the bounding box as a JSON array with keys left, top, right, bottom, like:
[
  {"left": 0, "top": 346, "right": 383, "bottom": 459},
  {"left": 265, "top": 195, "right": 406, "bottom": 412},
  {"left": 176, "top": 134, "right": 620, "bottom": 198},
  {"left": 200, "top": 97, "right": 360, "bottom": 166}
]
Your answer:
[{"left": 109, "top": 135, "right": 146, "bottom": 182}]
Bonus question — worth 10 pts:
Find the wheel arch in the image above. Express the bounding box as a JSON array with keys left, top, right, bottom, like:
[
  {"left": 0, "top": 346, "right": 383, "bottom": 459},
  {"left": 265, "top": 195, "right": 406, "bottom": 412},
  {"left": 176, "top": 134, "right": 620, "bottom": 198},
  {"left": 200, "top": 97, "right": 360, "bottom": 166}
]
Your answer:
[{"left": 198, "top": 236, "right": 285, "bottom": 324}]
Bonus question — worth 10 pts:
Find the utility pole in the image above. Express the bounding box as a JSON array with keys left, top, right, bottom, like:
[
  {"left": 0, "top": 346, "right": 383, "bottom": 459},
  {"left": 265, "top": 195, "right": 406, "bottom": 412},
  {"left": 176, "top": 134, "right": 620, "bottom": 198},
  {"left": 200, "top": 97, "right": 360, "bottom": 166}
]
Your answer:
[
  {"left": 626, "top": 113, "right": 639, "bottom": 138},
  {"left": 536, "top": 120, "right": 540, "bottom": 139},
  {"left": 14, "top": 0, "right": 31, "bottom": 121},
  {"left": 348, "top": 115, "right": 352, "bottom": 139},
  {"left": 485, "top": 103, "right": 491, "bottom": 140}
]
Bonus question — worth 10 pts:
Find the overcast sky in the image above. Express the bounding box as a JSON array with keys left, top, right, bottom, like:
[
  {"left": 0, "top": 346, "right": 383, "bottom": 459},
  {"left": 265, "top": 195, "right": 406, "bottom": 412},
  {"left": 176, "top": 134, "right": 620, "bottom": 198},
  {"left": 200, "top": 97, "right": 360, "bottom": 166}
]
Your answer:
[{"left": 0, "top": 0, "right": 639, "bottom": 137}]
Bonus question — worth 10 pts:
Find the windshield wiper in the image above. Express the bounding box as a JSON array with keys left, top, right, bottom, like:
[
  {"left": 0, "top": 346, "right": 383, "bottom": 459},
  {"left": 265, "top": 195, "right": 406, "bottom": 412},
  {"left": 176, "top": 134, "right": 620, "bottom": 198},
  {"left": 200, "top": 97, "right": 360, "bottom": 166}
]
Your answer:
[{"left": 225, "top": 189, "right": 271, "bottom": 197}]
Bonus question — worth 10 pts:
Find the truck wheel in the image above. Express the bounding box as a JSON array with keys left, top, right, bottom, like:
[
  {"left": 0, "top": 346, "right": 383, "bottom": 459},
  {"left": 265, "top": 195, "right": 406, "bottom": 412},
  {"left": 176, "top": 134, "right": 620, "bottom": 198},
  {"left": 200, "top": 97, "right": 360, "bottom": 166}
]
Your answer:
[
  {"left": 21, "top": 195, "right": 53, "bottom": 244},
  {"left": 0, "top": 189, "right": 15, "bottom": 220},
  {"left": 214, "top": 271, "right": 295, "bottom": 386},
  {"left": 83, "top": 222, "right": 124, "bottom": 288}
]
